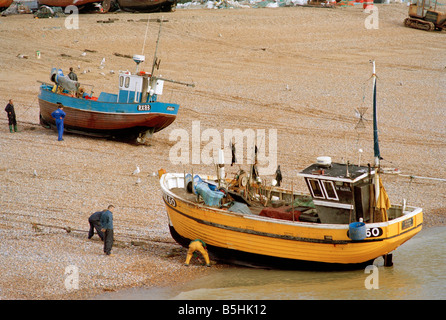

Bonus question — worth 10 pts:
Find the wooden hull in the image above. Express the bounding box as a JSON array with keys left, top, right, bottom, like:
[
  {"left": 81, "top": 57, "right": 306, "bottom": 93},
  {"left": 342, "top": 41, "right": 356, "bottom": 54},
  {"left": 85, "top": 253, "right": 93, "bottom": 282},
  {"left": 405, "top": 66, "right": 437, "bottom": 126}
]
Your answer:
[
  {"left": 38, "top": 85, "right": 178, "bottom": 139},
  {"left": 0, "top": 0, "right": 13, "bottom": 8},
  {"left": 160, "top": 173, "right": 423, "bottom": 268},
  {"left": 38, "top": 0, "right": 99, "bottom": 6},
  {"left": 117, "top": 0, "right": 175, "bottom": 12}
]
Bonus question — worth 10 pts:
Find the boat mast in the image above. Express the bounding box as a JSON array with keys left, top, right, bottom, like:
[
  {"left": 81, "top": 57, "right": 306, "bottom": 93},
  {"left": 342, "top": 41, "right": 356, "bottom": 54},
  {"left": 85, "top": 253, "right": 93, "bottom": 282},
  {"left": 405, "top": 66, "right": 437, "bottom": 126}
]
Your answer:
[
  {"left": 371, "top": 60, "right": 382, "bottom": 222},
  {"left": 143, "top": 18, "right": 194, "bottom": 89},
  {"left": 151, "top": 19, "right": 163, "bottom": 77},
  {"left": 371, "top": 60, "right": 380, "bottom": 168}
]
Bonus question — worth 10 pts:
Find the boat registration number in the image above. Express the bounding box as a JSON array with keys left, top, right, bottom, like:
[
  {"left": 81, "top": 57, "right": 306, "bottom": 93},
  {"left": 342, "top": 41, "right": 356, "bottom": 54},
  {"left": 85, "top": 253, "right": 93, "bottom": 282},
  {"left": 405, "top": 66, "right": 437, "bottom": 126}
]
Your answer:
[
  {"left": 164, "top": 194, "right": 177, "bottom": 207},
  {"left": 366, "top": 227, "right": 383, "bottom": 238},
  {"left": 402, "top": 217, "right": 413, "bottom": 230},
  {"left": 137, "top": 105, "right": 151, "bottom": 111}
]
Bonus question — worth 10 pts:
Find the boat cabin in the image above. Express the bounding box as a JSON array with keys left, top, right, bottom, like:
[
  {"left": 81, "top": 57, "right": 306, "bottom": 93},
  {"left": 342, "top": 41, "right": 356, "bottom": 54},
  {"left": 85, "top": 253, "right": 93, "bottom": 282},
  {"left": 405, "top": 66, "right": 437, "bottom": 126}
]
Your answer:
[
  {"left": 94, "top": 72, "right": 164, "bottom": 104},
  {"left": 115, "top": 71, "right": 164, "bottom": 104},
  {"left": 298, "top": 157, "right": 375, "bottom": 224},
  {"left": 97, "top": 54, "right": 165, "bottom": 105}
]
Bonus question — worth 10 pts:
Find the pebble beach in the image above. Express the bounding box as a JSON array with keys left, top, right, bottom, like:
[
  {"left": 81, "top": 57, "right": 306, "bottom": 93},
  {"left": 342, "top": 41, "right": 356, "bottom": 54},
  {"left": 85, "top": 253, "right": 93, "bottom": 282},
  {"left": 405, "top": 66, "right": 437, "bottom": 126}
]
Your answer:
[{"left": 0, "top": 4, "right": 445, "bottom": 300}]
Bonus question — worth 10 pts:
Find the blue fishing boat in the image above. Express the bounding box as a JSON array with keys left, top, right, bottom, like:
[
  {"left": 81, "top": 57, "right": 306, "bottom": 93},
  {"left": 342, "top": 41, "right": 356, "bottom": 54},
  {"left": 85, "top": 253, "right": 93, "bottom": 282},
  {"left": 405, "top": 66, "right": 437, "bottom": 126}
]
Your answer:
[{"left": 38, "top": 23, "right": 193, "bottom": 144}]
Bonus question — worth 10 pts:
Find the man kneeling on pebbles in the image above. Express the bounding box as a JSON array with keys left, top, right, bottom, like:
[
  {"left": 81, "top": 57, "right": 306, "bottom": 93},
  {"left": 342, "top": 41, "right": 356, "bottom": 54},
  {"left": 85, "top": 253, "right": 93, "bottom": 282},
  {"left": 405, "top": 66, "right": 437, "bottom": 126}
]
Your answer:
[{"left": 88, "top": 205, "right": 115, "bottom": 256}]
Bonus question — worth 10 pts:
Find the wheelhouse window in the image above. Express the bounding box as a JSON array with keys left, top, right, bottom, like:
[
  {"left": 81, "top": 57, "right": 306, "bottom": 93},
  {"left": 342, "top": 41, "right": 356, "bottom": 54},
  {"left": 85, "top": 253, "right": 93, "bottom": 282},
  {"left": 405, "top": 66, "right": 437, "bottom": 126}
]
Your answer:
[
  {"left": 119, "top": 76, "right": 124, "bottom": 88},
  {"left": 322, "top": 180, "right": 339, "bottom": 200},
  {"left": 307, "top": 178, "right": 339, "bottom": 201},
  {"left": 308, "top": 179, "right": 324, "bottom": 198},
  {"left": 124, "top": 76, "right": 130, "bottom": 88}
]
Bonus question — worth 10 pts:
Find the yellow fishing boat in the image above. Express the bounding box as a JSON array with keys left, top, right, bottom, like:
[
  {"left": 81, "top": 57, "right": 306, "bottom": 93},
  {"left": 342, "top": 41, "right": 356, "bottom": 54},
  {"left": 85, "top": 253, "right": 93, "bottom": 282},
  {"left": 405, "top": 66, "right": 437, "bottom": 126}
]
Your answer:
[{"left": 159, "top": 61, "right": 423, "bottom": 269}]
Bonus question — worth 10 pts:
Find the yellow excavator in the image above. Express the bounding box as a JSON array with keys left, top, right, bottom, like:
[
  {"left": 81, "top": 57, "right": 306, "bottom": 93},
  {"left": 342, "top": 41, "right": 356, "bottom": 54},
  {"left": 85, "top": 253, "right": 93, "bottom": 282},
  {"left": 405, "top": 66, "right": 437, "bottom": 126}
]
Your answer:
[{"left": 404, "top": 0, "right": 446, "bottom": 31}]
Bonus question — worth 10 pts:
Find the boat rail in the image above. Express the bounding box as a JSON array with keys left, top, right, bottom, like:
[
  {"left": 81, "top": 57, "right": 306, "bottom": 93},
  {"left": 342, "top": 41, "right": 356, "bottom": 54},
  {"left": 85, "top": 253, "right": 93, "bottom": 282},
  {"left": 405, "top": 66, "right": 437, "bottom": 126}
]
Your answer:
[{"left": 37, "top": 80, "right": 95, "bottom": 97}]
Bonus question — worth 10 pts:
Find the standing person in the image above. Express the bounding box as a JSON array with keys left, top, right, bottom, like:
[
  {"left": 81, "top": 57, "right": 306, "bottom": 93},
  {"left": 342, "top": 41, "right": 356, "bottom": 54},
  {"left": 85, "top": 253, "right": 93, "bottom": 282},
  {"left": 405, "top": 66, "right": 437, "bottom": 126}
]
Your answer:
[
  {"left": 68, "top": 67, "right": 78, "bottom": 81},
  {"left": 100, "top": 205, "right": 115, "bottom": 256},
  {"left": 51, "top": 103, "right": 66, "bottom": 141},
  {"left": 5, "top": 99, "right": 17, "bottom": 133},
  {"left": 184, "top": 239, "right": 211, "bottom": 267},
  {"left": 88, "top": 210, "right": 105, "bottom": 241}
]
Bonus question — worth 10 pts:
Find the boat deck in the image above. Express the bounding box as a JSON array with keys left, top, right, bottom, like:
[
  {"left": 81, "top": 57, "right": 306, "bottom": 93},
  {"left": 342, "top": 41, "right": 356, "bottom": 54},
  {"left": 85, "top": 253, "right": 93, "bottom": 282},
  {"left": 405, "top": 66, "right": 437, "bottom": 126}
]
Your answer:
[
  {"left": 168, "top": 179, "right": 413, "bottom": 225},
  {"left": 169, "top": 187, "right": 321, "bottom": 223}
]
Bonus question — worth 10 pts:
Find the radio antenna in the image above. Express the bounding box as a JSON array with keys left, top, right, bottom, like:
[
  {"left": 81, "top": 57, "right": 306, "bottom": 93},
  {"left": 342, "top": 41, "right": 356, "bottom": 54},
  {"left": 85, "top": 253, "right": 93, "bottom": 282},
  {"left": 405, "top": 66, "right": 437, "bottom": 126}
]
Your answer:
[{"left": 141, "top": 17, "right": 150, "bottom": 56}]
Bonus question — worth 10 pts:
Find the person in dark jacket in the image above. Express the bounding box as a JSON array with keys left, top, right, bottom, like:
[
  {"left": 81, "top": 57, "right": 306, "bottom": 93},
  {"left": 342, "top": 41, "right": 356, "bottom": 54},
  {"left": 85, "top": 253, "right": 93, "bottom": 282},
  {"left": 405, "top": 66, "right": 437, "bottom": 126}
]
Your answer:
[
  {"left": 100, "top": 205, "right": 115, "bottom": 256},
  {"left": 5, "top": 99, "right": 17, "bottom": 133},
  {"left": 51, "top": 103, "right": 66, "bottom": 141},
  {"left": 68, "top": 67, "right": 78, "bottom": 81},
  {"left": 88, "top": 210, "right": 105, "bottom": 241}
]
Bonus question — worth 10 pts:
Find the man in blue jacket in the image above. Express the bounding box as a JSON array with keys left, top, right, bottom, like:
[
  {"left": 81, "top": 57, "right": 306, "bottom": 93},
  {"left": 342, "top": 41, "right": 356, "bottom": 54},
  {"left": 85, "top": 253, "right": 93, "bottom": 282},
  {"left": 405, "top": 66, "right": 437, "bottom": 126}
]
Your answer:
[
  {"left": 51, "top": 103, "right": 66, "bottom": 141},
  {"left": 100, "top": 205, "right": 115, "bottom": 256}
]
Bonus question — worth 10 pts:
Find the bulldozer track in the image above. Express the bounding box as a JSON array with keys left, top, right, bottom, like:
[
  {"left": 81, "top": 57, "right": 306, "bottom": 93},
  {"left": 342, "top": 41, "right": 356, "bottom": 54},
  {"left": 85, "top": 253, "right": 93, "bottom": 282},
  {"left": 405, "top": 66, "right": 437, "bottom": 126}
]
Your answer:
[{"left": 405, "top": 18, "right": 436, "bottom": 31}]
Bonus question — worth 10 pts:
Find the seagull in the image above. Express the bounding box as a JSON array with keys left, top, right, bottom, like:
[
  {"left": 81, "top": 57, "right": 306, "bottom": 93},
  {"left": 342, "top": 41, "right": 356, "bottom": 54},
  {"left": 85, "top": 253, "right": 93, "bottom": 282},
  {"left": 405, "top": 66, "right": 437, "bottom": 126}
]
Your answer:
[
  {"left": 354, "top": 108, "right": 370, "bottom": 121},
  {"left": 132, "top": 166, "right": 140, "bottom": 175},
  {"left": 33, "top": 169, "right": 38, "bottom": 177},
  {"left": 135, "top": 178, "right": 141, "bottom": 185},
  {"left": 81, "top": 52, "right": 87, "bottom": 57}
]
